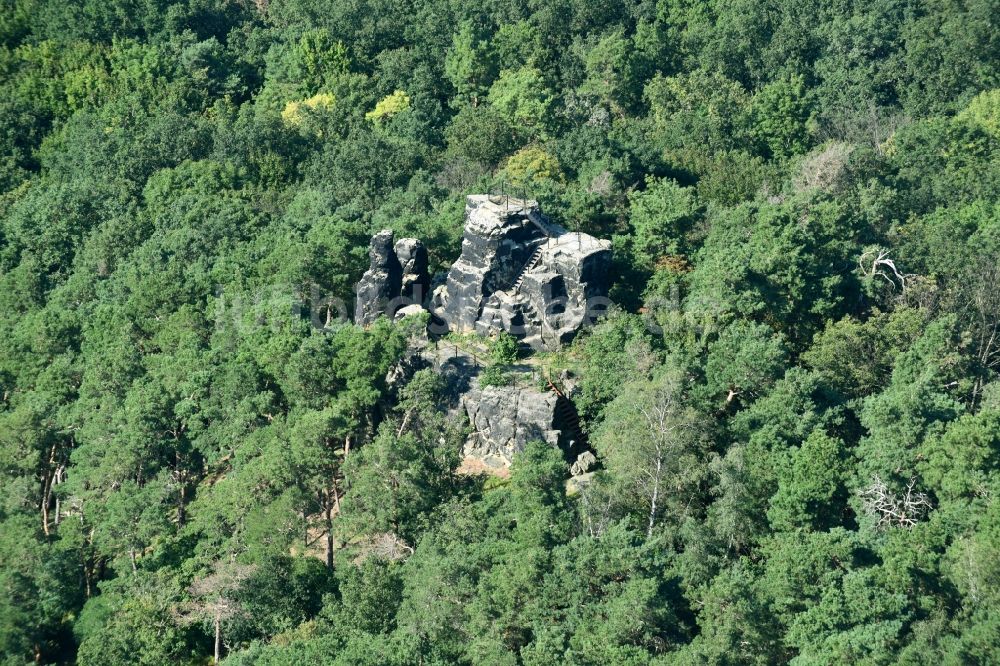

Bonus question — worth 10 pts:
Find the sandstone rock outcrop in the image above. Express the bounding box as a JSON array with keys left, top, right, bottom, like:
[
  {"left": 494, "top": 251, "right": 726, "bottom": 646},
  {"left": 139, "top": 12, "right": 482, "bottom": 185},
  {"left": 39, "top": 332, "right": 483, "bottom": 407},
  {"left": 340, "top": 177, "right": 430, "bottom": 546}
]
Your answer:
[
  {"left": 413, "top": 341, "right": 586, "bottom": 469},
  {"left": 354, "top": 230, "right": 428, "bottom": 326},
  {"left": 431, "top": 195, "right": 612, "bottom": 350},
  {"left": 571, "top": 451, "right": 597, "bottom": 476},
  {"left": 461, "top": 383, "right": 565, "bottom": 470},
  {"left": 394, "top": 237, "right": 429, "bottom": 302},
  {"left": 353, "top": 197, "right": 610, "bottom": 470}
]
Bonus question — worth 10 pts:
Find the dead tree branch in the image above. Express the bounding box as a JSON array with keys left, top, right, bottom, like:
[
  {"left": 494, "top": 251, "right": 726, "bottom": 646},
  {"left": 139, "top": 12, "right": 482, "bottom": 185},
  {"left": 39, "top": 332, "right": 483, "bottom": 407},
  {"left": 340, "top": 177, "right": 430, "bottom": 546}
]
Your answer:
[{"left": 859, "top": 475, "right": 932, "bottom": 529}]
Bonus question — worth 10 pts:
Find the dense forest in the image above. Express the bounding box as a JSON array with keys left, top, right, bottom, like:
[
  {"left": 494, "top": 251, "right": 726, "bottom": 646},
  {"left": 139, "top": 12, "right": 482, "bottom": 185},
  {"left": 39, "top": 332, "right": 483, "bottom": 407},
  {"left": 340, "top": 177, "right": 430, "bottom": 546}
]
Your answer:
[{"left": 0, "top": 0, "right": 998, "bottom": 663}]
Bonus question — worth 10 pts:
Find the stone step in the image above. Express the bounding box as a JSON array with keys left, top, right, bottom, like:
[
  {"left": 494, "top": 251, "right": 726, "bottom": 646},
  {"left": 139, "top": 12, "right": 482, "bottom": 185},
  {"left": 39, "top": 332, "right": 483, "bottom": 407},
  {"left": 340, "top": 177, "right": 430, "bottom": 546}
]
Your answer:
[
  {"left": 552, "top": 397, "right": 588, "bottom": 446},
  {"left": 526, "top": 209, "right": 556, "bottom": 238},
  {"left": 510, "top": 247, "right": 544, "bottom": 292}
]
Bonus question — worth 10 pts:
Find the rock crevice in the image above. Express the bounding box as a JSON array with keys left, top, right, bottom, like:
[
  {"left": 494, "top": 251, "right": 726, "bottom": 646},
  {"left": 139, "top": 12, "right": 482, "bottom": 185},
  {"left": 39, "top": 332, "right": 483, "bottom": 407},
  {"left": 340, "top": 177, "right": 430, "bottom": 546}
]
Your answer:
[{"left": 355, "top": 230, "right": 428, "bottom": 326}]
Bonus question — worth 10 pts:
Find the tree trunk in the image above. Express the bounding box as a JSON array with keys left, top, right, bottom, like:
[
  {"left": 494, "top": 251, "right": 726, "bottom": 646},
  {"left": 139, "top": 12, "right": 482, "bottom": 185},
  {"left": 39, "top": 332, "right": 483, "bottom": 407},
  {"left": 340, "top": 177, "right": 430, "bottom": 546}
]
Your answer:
[
  {"left": 53, "top": 464, "right": 64, "bottom": 527},
  {"left": 325, "top": 500, "right": 334, "bottom": 570},
  {"left": 214, "top": 614, "right": 221, "bottom": 665},
  {"left": 176, "top": 451, "right": 187, "bottom": 527},
  {"left": 83, "top": 558, "right": 92, "bottom": 598},
  {"left": 326, "top": 475, "right": 343, "bottom": 570},
  {"left": 41, "top": 478, "right": 50, "bottom": 536},
  {"left": 41, "top": 443, "right": 57, "bottom": 536},
  {"left": 647, "top": 455, "right": 662, "bottom": 538},
  {"left": 178, "top": 481, "right": 186, "bottom": 527}
]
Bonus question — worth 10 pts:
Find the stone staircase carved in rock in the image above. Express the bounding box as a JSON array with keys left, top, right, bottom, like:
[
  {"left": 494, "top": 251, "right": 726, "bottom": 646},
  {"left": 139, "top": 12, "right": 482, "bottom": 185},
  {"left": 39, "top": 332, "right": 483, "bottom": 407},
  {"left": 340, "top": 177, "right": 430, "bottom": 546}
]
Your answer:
[
  {"left": 510, "top": 246, "right": 544, "bottom": 293},
  {"left": 547, "top": 380, "right": 588, "bottom": 450},
  {"left": 526, "top": 209, "right": 556, "bottom": 238}
]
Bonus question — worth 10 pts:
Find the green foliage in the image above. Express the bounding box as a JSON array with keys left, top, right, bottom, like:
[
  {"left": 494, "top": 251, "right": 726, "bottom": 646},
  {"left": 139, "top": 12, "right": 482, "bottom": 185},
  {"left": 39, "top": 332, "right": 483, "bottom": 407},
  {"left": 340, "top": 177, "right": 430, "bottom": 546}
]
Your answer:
[
  {"left": 957, "top": 88, "right": 1000, "bottom": 138},
  {"left": 444, "top": 104, "right": 517, "bottom": 166},
  {"left": 644, "top": 68, "right": 752, "bottom": 158},
  {"left": 767, "top": 429, "right": 851, "bottom": 531},
  {"left": 0, "top": 0, "right": 997, "bottom": 663},
  {"left": 487, "top": 67, "right": 555, "bottom": 139},
  {"left": 751, "top": 74, "right": 814, "bottom": 158},
  {"left": 444, "top": 22, "right": 496, "bottom": 108},
  {"left": 331, "top": 558, "right": 403, "bottom": 634},
  {"left": 856, "top": 316, "right": 966, "bottom": 485},
  {"left": 573, "top": 312, "right": 659, "bottom": 423},
  {"left": 75, "top": 570, "right": 199, "bottom": 666},
  {"left": 626, "top": 176, "right": 701, "bottom": 269},
  {"left": 489, "top": 331, "right": 519, "bottom": 366},
  {"left": 503, "top": 145, "right": 564, "bottom": 189},
  {"left": 340, "top": 369, "right": 462, "bottom": 544},
  {"left": 294, "top": 29, "right": 349, "bottom": 93},
  {"left": 477, "top": 364, "right": 511, "bottom": 388},
  {"left": 593, "top": 366, "right": 710, "bottom": 535},
  {"left": 704, "top": 321, "right": 787, "bottom": 409},
  {"left": 366, "top": 90, "right": 410, "bottom": 122},
  {"left": 281, "top": 92, "right": 336, "bottom": 131},
  {"left": 919, "top": 408, "right": 1000, "bottom": 504},
  {"left": 579, "top": 29, "right": 646, "bottom": 114}
]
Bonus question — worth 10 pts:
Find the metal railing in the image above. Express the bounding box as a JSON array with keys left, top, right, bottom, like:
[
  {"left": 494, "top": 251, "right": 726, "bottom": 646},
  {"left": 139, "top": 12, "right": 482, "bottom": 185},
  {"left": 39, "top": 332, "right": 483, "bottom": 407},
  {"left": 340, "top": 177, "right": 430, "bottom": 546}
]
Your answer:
[{"left": 486, "top": 178, "right": 536, "bottom": 216}]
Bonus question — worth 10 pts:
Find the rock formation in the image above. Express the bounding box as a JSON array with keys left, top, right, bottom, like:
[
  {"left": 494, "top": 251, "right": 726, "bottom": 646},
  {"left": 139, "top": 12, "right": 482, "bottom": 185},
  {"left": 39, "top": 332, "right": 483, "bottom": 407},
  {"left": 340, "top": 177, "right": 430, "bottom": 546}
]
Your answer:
[
  {"left": 354, "top": 230, "right": 428, "bottom": 326},
  {"left": 412, "top": 341, "right": 590, "bottom": 470},
  {"left": 353, "top": 197, "right": 610, "bottom": 471},
  {"left": 394, "top": 237, "right": 429, "bottom": 302},
  {"left": 571, "top": 451, "right": 597, "bottom": 476},
  {"left": 461, "top": 383, "right": 564, "bottom": 470},
  {"left": 354, "top": 196, "right": 612, "bottom": 348},
  {"left": 431, "top": 195, "right": 612, "bottom": 350}
]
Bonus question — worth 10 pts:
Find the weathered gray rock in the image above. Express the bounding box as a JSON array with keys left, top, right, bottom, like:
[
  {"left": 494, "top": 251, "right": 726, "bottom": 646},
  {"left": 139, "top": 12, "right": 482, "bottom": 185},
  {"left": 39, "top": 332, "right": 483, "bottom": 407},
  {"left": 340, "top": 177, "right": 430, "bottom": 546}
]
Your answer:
[
  {"left": 355, "top": 230, "right": 402, "bottom": 326},
  {"left": 410, "top": 336, "right": 596, "bottom": 470},
  {"left": 520, "top": 233, "right": 613, "bottom": 348},
  {"left": 354, "top": 198, "right": 611, "bottom": 472},
  {"left": 394, "top": 237, "right": 429, "bottom": 303},
  {"left": 461, "top": 382, "right": 564, "bottom": 468},
  {"left": 354, "top": 232, "right": 432, "bottom": 326},
  {"left": 431, "top": 195, "right": 612, "bottom": 350},
  {"left": 571, "top": 451, "right": 597, "bottom": 476},
  {"left": 432, "top": 196, "right": 543, "bottom": 332},
  {"left": 393, "top": 303, "right": 428, "bottom": 321}
]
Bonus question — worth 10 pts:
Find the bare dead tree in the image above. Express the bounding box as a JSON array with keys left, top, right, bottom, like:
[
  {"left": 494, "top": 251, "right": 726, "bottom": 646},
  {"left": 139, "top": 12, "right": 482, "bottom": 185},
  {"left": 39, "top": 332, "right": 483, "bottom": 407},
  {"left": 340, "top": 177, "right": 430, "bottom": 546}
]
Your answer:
[
  {"left": 352, "top": 532, "right": 414, "bottom": 564},
  {"left": 793, "top": 141, "right": 854, "bottom": 194},
  {"left": 859, "top": 475, "right": 933, "bottom": 529},
  {"left": 178, "top": 561, "right": 256, "bottom": 664},
  {"left": 586, "top": 170, "right": 613, "bottom": 196},
  {"left": 578, "top": 479, "right": 615, "bottom": 539},
  {"left": 818, "top": 101, "right": 909, "bottom": 155},
  {"left": 859, "top": 247, "right": 912, "bottom": 291}
]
